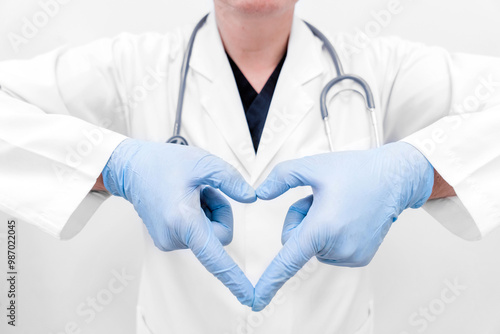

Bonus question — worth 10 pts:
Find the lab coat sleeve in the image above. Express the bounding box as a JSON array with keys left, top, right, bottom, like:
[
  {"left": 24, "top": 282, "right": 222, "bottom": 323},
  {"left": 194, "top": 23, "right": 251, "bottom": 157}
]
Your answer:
[
  {"left": 0, "top": 32, "right": 177, "bottom": 239},
  {"left": 368, "top": 36, "right": 500, "bottom": 240}
]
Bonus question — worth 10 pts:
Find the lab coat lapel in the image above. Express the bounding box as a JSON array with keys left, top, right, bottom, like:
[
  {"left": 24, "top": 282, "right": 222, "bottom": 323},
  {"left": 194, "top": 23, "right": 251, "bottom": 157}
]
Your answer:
[
  {"left": 190, "top": 13, "right": 256, "bottom": 174},
  {"left": 252, "top": 17, "right": 324, "bottom": 181}
]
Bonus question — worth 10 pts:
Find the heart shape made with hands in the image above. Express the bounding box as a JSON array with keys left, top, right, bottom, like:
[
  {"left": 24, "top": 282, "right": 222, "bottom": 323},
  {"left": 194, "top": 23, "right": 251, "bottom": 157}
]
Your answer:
[
  {"left": 106, "top": 139, "right": 432, "bottom": 313},
  {"left": 201, "top": 142, "right": 434, "bottom": 312}
]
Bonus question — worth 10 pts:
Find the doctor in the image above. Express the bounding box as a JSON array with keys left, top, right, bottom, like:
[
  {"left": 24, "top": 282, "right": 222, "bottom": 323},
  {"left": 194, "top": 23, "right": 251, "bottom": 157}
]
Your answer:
[{"left": 1, "top": 0, "right": 499, "bottom": 333}]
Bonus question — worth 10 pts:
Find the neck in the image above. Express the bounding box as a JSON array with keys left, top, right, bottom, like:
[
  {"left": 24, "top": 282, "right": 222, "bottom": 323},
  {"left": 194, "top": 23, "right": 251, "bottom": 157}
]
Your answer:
[{"left": 214, "top": 4, "right": 294, "bottom": 93}]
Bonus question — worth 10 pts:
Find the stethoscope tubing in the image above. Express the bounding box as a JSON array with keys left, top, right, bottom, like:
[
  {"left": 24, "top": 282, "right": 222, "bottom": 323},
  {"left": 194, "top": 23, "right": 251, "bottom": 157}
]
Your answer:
[{"left": 168, "top": 13, "right": 381, "bottom": 149}]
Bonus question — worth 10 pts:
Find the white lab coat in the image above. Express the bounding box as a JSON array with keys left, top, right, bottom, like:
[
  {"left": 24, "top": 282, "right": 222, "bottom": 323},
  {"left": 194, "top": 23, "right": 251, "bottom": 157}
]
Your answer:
[{"left": 1, "top": 12, "right": 499, "bottom": 334}]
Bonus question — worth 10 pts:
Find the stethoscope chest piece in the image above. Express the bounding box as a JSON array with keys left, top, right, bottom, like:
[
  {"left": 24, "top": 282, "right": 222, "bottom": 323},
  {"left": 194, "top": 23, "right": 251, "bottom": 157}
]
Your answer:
[{"left": 167, "top": 135, "right": 189, "bottom": 145}]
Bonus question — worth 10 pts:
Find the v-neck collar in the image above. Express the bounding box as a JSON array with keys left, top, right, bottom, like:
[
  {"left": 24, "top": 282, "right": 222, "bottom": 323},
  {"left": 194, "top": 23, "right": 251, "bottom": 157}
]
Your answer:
[
  {"left": 189, "top": 13, "right": 325, "bottom": 179},
  {"left": 227, "top": 53, "right": 287, "bottom": 151}
]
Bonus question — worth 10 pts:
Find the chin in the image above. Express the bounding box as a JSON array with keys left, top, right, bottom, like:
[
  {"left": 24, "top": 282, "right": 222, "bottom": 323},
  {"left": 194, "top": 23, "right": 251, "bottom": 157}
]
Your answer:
[{"left": 217, "top": 0, "right": 298, "bottom": 15}]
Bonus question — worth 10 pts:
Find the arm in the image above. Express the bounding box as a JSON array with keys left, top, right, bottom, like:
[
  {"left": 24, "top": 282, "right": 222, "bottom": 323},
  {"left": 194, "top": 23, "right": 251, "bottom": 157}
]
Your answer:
[
  {"left": 251, "top": 37, "right": 500, "bottom": 310},
  {"left": 0, "top": 34, "right": 258, "bottom": 305},
  {"left": 0, "top": 33, "right": 166, "bottom": 239},
  {"left": 93, "top": 174, "right": 107, "bottom": 192},
  {"left": 430, "top": 169, "right": 456, "bottom": 200},
  {"left": 374, "top": 37, "right": 500, "bottom": 240}
]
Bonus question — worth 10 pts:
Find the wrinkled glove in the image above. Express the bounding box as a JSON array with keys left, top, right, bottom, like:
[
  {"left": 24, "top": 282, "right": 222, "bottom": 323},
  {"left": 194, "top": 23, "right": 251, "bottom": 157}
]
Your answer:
[
  {"left": 252, "top": 142, "right": 434, "bottom": 311},
  {"left": 102, "top": 139, "right": 256, "bottom": 307}
]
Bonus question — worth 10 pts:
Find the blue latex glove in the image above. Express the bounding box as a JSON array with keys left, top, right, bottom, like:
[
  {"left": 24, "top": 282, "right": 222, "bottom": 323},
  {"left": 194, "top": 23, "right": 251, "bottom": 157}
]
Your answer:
[
  {"left": 252, "top": 142, "right": 434, "bottom": 311},
  {"left": 102, "top": 139, "right": 256, "bottom": 307}
]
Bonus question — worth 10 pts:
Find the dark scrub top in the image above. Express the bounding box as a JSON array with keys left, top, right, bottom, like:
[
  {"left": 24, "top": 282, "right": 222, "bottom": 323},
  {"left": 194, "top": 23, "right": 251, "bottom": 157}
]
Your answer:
[{"left": 227, "top": 53, "right": 287, "bottom": 152}]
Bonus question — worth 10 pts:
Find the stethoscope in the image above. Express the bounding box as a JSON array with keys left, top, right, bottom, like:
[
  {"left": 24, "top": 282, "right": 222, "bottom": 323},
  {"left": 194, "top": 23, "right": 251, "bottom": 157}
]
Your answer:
[{"left": 167, "top": 14, "right": 382, "bottom": 150}]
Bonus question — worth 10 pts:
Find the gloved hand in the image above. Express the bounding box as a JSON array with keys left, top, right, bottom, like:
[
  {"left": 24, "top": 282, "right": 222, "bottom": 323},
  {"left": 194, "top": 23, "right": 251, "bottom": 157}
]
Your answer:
[
  {"left": 102, "top": 139, "right": 256, "bottom": 307},
  {"left": 252, "top": 142, "right": 434, "bottom": 311}
]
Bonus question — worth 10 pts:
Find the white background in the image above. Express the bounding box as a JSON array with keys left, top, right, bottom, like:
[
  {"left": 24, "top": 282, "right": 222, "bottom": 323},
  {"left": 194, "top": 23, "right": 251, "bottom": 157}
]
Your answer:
[{"left": 1, "top": 0, "right": 500, "bottom": 333}]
